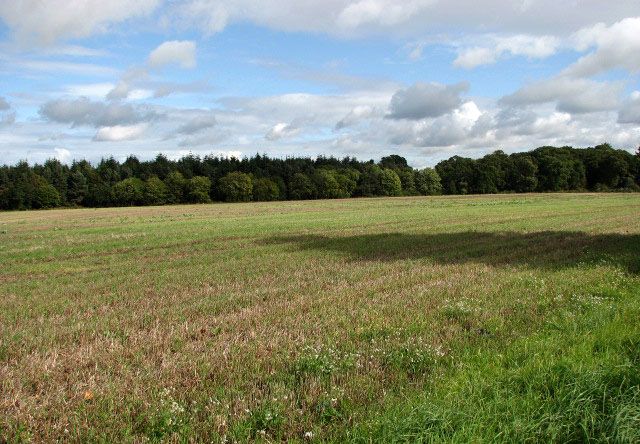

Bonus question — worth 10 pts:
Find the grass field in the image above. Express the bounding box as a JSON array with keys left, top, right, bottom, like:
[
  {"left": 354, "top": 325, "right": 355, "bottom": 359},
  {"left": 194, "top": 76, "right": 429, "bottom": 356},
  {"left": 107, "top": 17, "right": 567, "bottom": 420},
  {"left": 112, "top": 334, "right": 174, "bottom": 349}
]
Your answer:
[{"left": 1, "top": 193, "right": 639, "bottom": 442}]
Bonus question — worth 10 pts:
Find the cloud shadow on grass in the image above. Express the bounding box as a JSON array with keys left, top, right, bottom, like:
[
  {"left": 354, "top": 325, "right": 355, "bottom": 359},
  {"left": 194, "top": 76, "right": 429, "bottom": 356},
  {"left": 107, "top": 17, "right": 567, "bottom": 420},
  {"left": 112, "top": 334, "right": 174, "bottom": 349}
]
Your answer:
[{"left": 264, "top": 231, "right": 640, "bottom": 274}]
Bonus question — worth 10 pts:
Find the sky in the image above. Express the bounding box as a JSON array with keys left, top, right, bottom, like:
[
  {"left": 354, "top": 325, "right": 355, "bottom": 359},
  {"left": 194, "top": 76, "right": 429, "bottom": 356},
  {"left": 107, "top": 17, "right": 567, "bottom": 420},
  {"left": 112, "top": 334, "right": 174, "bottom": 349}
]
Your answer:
[{"left": 0, "top": 1, "right": 639, "bottom": 168}]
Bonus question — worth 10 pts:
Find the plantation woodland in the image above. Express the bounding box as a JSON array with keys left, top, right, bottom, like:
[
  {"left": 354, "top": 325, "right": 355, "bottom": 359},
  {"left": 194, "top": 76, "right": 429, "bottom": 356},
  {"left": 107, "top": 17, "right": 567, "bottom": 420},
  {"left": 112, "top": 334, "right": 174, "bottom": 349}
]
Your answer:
[{"left": 1, "top": 144, "right": 638, "bottom": 210}]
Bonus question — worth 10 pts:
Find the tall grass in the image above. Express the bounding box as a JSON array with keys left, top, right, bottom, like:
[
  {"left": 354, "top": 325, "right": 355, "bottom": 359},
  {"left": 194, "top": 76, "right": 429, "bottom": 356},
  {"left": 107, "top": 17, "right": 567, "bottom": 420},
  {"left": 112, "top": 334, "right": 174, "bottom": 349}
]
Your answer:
[{"left": 347, "top": 289, "right": 640, "bottom": 443}]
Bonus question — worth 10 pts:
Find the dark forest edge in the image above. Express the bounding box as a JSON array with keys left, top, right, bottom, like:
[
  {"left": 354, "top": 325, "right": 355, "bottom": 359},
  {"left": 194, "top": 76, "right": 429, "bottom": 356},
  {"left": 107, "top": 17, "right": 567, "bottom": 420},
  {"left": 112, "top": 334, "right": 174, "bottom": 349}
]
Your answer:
[{"left": 1, "top": 144, "right": 639, "bottom": 210}]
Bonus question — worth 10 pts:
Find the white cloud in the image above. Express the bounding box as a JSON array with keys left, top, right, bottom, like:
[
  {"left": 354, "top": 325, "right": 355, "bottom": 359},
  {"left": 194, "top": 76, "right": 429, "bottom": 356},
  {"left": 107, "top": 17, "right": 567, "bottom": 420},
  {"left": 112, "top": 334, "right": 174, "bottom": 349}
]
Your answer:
[
  {"left": 153, "top": 79, "right": 212, "bottom": 98},
  {"left": 500, "top": 77, "right": 623, "bottom": 114},
  {"left": 40, "top": 97, "right": 159, "bottom": 127},
  {"left": 454, "top": 47, "right": 497, "bottom": 69},
  {"left": 128, "top": 89, "right": 154, "bottom": 100},
  {"left": 248, "top": 57, "right": 394, "bottom": 92},
  {"left": 336, "top": 0, "right": 435, "bottom": 30},
  {"left": 388, "top": 101, "right": 485, "bottom": 147},
  {"left": 2, "top": 0, "right": 639, "bottom": 48},
  {"left": 66, "top": 83, "right": 114, "bottom": 99},
  {"left": 176, "top": 114, "right": 217, "bottom": 135},
  {"left": 2, "top": 86, "right": 637, "bottom": 167},
  {"left": 564, "top": 17, "right": 640, "bottom": 77},
  {"left": 0, "top": 0, "right": 160, "bottom": 44},
  {"left": 265, "top": 122, "right": 301, "bottom": 141},
  {"left": 106, "top": 67, "right": 150, "bottom": 101},
  {"left": 527, "top": 112, "right": 572, "bottom": 137},
  {"left": 387, "top": 82, "right": 469, "bottom": 120},
  {"left": 407, "top": 42, "right": 427, "bottom": 61},
  {"left": 173, "top": 0, "right": 639, "bottom": 38},
  {"left": 94, "top": 124, "right": 147, "bottom": 142},
  {"left": 618, "top": 91, "right": 640, "bottom": 124},
  {"left": 0, "top": 96, "right": 15, "bottom": 126},
  {"left": 53, "top": 147, "right": 72, "bottom": 163},
  {"left": 39, "top": 44, "right": 109, "bottom": 57},
  {"left": 106, "top": 43, "right": 201, "bottom": 100},
  {"left": 335, "top": 105, "right": 378, "bottom": 129},
  {"left": 148, "top": 40, "right": 197, "bottom": 69},
  {"left": 454, "top": 34, "right": 560, "bottom": 69},
  {"left": 0, "top": 111, "right": 15, "bottom": 126},
  {"left": 12, "top": 59, "right": 118, "bottom": 76}
]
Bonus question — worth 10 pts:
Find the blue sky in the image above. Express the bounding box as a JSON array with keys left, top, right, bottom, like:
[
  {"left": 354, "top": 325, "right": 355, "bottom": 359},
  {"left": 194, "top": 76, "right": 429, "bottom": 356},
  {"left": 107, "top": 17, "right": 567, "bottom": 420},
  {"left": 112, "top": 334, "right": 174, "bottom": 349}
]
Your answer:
[{"left": 0, "top": 1, "right": 639, "bottom": 167}]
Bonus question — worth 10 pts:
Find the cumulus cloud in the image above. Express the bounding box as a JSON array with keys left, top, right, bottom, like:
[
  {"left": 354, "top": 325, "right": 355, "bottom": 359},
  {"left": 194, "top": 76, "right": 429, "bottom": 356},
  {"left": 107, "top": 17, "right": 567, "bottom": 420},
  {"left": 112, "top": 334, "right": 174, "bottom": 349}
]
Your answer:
[
  {"left": 565, "top": 17, "right": 640, "bottom": 77},
  {"left": 219, "top": 90, "right": 393, "bottom": 127},
  {"left": 106, "top": 43, "right": 200, "bottom": 101},
  {"left": 1, "top": 112, "right": 16, "bottom": 126},
  {"left": 508, "top": 112, "right": 573, "bottom": 138},
  {"left": 53, "top": 147, "right": 72, "bottom": 163},
  {"left": 109, "top": 77, "right": 208, "bottom": 101},
  {"left": 153, "top": 79, "right": 212, "bottom": 98},
  {"left": 66, "top": 83, "right": 115, "bottom": 99},
  {"left": 387, "top": 82, "right": 469, "bottom": 120},
  {"left": 40, "top": 98, "right": 158, "bottom": 127},
  {"left": 0, "top": 96, "right": 15, "bottom": 126},
  {"left": 148, "top": 40, "right": 197, "bottom": 69},
  {"left": 500, "top": 77, "right": 623, "bottom": 114},
  {"left": 407, "top": 41, "right": 427, "bottom": 61},
  {"left": 335, "top": 105, "right": 378, "bottom": 129},
  {"left": 265, "top": 122, "right": 300, "bottom": 141},
  {"left": 389, "top": 101, "right": 485, "bottom": 147},
  {"left": 454, "top": 47, "right": 498, "bottom": 69},
  {"left": 618, "top": 91, "right": 640, "bottom": 124},
  {"left": 176, "top": 114, "right": 217, "bottom": 135},
  {"left": 106, "top": 68, "right": 150, "bottom": 101},
  {"left": 335, "top": 0, "right": 434, "bottom": 30},
  {"left": 454, "top": 34, "right": 560, "bottom": 69},
  {"left": 0, "top": 0, "right": 159, "bottom": 44},
  {"left": 93, "top": 124, "right": 147, "bottom": 142},
  {"left": 172, "top": 0, "right": 639, "bottom": 38}
]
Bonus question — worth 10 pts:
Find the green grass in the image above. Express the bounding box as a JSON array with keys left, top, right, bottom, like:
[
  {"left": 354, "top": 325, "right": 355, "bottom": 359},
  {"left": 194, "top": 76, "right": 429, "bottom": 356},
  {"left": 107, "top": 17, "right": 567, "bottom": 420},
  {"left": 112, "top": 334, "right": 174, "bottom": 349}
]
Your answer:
[{"left": 1, "top": 193, "right": 639, "bottom": 442}]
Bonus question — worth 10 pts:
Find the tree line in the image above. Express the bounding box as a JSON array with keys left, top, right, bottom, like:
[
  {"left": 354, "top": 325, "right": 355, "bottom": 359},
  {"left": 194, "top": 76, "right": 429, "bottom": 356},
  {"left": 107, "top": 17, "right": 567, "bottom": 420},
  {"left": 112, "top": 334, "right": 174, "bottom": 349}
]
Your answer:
[{"left": 1, "top": 144, "right": 638, "bottom": 210}]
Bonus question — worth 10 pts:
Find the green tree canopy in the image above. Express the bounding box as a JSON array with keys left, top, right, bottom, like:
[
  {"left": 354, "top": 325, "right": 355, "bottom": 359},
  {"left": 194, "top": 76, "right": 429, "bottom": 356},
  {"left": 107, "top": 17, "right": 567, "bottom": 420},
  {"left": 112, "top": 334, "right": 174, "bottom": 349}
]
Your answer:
[
  {"left": 253, "top": 178, "right": 280, "bottom": 201},
  {"left": 415, "top": 168, "right": 443, "bottom": 195},
  {"left": 219, "top": 172, "right": 252, "bottom": 202},
  {"left": 164, "top": 171, "right": 186, "bottom": 204},
  {"left": 380, "top": 168, "right": 402, "bottom": 196},
  {"left": 113, "top": 178, "right": 144, "bottom": 206},
  {"left": 143, "top": 176, "right": 169, "bottom": 205},
  {"left": 31, "top": 174, "right": 62, "bottom": 209},
  {"left": 186, "top": 176, "right": 212, "bottom": 203},
  {"left": 289, "top": 173, "right": 317, "bottom": 200}
]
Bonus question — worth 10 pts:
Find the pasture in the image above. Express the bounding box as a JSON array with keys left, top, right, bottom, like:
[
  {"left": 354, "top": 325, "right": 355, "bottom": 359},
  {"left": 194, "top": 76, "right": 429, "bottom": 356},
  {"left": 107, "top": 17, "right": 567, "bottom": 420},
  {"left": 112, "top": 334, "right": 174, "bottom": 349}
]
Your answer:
[{"left": 1, "top": 193, "right": 639, "bottom": 442}]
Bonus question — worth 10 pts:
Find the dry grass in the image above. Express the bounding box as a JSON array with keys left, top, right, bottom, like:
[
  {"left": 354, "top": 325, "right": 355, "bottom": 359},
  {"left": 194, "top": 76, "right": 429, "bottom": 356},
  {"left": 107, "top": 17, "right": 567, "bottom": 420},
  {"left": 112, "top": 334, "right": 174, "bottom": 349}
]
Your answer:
[{"left": 1, "top": 193, "right": 639, "bottom": 442}]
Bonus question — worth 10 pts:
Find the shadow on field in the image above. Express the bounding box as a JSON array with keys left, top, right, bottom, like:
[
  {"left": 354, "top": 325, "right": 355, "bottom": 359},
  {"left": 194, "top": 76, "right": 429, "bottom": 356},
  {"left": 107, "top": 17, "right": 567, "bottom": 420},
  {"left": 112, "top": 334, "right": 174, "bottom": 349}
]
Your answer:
[{"left": 265, "top": 231, "right": 640, "bottom": 273}]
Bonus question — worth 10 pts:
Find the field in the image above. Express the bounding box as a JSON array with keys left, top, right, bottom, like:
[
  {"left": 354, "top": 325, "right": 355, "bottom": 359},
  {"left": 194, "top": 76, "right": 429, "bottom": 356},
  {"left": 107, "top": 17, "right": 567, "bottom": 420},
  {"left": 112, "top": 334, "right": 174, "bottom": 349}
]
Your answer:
[{"left": 1, "top": 193, "right": 640, "bottom": 442}]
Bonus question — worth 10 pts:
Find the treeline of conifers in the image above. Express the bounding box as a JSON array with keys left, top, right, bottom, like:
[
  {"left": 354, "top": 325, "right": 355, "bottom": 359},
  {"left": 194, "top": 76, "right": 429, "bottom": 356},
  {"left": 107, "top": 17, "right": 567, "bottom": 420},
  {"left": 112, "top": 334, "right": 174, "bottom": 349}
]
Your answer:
[{"left": 1, "top": 144, "right": 639, "bottom": 210}]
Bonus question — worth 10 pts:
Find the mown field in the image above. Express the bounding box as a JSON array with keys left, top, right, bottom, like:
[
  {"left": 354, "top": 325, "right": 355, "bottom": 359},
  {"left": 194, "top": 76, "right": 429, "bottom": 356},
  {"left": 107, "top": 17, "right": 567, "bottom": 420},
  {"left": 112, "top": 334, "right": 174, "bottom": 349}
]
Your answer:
[{"left": 1, "top": 193, "right": 639, "bottom": 442}]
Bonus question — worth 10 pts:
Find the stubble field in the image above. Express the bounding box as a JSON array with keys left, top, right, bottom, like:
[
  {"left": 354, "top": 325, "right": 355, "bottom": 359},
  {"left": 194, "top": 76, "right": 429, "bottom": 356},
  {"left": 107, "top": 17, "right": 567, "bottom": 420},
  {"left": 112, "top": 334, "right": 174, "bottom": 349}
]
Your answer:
[{"left": 1, "top": 193, "right": 639, "bottom": 442}]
